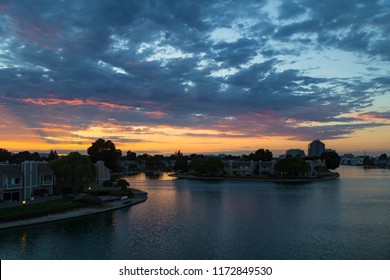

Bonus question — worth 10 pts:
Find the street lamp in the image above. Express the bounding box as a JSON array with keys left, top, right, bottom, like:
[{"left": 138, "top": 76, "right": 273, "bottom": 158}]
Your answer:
[{"left": 22, "top": 200, "right": 26, "bottom": 219}]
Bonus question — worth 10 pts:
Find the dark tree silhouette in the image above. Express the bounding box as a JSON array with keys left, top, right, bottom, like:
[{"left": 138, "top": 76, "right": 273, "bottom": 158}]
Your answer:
[
  {"left": 117, "top": 178, "right": 130, "bottom": 190},
  {"left": 321, "top": 151, "right": 341, "bottom": 170},
  {"left": 274, "top": 157, "right": 310, "bottom": 177},
  {"left": 0, "top": 148, "right": 11, "bottom": 162},
  {"left": 48, "top": 149, "right": 59, "bottom": 161},
  {"left": 87, "top": 138, "right": 122, "bottom": 171},
  {"left": 249, "top": 149, "right": 273, "bottom": 161},
  {"left": 125, "top": 150, "right": 137, "bottom": 160},
  {"left": 379, "top": 153, "right": 388, "bottom": 161},
  {"left": 188, "top": 157, "right": 224, "bottom": 176}
]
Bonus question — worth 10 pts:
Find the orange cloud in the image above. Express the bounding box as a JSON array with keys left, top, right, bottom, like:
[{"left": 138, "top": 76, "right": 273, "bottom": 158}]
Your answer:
[
  {"left": 20, "top": 97, "right": 133, "bottom": 110},
  {"left": 355, "top": 112, "right": 390, "bottom": 122}
]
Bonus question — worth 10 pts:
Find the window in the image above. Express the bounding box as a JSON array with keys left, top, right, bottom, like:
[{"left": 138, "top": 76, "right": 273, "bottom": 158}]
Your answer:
[
  {"left": 41, "top": 174, "right": 53, "bottom": 184},
  {"left": 11, "top": 177, "right": 21, "bottom": 185}
]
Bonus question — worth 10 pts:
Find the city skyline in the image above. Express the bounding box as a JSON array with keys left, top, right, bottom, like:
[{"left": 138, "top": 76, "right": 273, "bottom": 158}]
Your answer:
[{"left": 1, "top": 0, "right": 389, "bottom": 155}]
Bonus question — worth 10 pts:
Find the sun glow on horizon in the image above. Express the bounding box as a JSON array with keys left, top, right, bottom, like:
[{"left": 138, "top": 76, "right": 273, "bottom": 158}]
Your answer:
[{"left": 2, "top": 123, "right": 389, "bottom": 156}]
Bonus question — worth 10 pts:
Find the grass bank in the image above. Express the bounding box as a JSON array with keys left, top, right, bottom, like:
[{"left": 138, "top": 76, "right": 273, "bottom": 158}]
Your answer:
[{"left": 0, "top": 198, "right": 86, "bottom": 223}]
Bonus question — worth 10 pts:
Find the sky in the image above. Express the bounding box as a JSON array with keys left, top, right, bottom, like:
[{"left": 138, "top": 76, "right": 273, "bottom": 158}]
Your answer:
[{"left": 0, "top": 0, "right": 389, "bottom": 156}]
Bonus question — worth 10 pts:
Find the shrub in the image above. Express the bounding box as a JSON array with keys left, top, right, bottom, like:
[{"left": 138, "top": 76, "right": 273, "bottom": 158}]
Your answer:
[
  {"left": 73, "top": 194, "right": 102, "bottom": 206},
  {"left": 117, "top": 179, "right": 130, "bottom": 190},
  {"left": 102, "top": 180, "right": 113, "bottom": 187},
  {"left": 109, "top": 189, "right": 134, "bottom": 198}
]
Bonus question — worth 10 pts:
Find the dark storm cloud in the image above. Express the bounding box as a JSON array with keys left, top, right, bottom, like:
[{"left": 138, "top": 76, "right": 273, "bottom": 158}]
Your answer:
[
  {"left": 212, "top": 38, "right": 259, "bottom": 67},
  {"left": 0, "top": 0, "right": 389, "bottom": 142}
]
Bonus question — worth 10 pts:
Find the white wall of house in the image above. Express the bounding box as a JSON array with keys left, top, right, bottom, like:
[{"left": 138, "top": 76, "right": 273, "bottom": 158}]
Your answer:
[{"left": 95, "top": 161, "right": 111, "bottom": 184}]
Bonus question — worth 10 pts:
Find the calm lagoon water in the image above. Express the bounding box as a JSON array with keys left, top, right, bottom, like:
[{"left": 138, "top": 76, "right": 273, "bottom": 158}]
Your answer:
[{"left": 1, "top": 166, "right": 390, "bottom": 260}]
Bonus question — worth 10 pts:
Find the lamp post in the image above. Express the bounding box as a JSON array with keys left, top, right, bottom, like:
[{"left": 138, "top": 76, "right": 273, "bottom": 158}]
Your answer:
[{"left": 22, "top": 200, "right": 26, "bottom": 219}]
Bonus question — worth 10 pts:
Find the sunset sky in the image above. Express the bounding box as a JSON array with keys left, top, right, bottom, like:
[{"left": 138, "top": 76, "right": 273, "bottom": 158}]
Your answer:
[{"left": 0, "top": 0, "right": 389, "bottom": 156}]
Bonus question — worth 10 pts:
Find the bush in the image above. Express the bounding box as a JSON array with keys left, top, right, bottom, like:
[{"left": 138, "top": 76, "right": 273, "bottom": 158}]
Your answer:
[
  {"left": 117, "top": 179, "right": 130, "bottom": 190},
  {"left": 110, "top": 189, "right": 134, "bottom": 198},
  {"left": 73, "top": 194, "right": 102, "bottom": 206},
  {"left": 102, "top": 180, "right": 113, "bottom": 187}
]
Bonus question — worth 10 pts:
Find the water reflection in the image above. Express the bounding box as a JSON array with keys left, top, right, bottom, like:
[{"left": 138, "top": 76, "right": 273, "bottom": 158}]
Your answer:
[
  {"left": 19, "top": 230, "right": 27, "bottom": 252},
  {"left": 1, "top": 168, "right": 390, "bottom": 259}
]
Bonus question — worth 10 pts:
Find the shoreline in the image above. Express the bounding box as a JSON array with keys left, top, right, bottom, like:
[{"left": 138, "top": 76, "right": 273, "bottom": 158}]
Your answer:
[
  {"left": 0, "top": 192, "right": 148, "bottom": 231},
  {"left": 170, "top": 173, "right": 340, "bottom": 182}
]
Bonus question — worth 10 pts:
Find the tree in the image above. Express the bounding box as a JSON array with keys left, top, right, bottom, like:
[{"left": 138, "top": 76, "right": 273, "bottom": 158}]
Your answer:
[
  {"left": 10, "top": 151, "right": 32, "bottom": 163},
  {"left": 30, "top": 152, "right": 41, "bottom": 161},
  {"left": 87, "top": 138, "right": 122, "bottom": 171},
  {"left": 363, "top": 156, "right": 375, "bottom": 166},
  {"left": 49, "top": 152, "right": 96, "bottom": 193},
  {"left": 0, "top": 148, "right": 11, "bottom": 162},
  {"left": 274, "top": 157, "right": 310, "bottom": 177},
  {"left": 145, "top": 155, "right": 162, "bottom": 170},
  {"left": 47, "top": 150, "right": 59, "bottom": 161},
  {"left": 125, "top": 150, "right": 137, "bottom": 160},
  {"left": 173, "top": 150, "right": 188, "bottom": 172},
  {"left": 321, "top": 151, "right": 341, "bottom": 170},
  {"left": 117, "top": 178, "right": 130, "bottom": 191},
  {"left": 379, "top": 153, "right": 388, "bottom": 161},
  {"left": 188, "top": 157, "right": 224, "bottom": 176},
  {"left": 249, "top": 149, "right": 273, "bottom": 161},
  {"left": 173, "top": 156, "right": 188, "bottom": 172}
]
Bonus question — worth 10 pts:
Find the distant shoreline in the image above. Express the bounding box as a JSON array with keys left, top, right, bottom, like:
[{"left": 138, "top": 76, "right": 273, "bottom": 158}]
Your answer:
[{"left": 170, "top": 172, "right": 340, "bottom": 182}]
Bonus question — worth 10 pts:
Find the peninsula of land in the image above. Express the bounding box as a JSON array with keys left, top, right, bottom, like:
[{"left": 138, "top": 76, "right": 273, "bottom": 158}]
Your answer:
[{"left": 0, "top": 189, "right": 147, "bottom": 230}]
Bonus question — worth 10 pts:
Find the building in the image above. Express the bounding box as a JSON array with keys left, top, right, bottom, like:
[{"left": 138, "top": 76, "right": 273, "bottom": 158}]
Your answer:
[
  {"left": 223, "top": 158, "right": 325, "bottom": 178},
  {"left": 340, "top": 154, "right": 364, "bottom": 166},
  {"left": 95, "top": 160, "right": 111, "bottom": 184},
  {"left": 259, "top": 160, "right": 277, "bottom": 176},
  {"left": 223, "top": 160, "right": 255, "bottom": 176},
  {"left": 286, "top": 149, "right": 306, "bottom": 158},
  {"left": 308, "top": 139, "right": 325, "bottom": 157},
  {"left": 0, "top": 161, "right": 54, "bottom": 202}
]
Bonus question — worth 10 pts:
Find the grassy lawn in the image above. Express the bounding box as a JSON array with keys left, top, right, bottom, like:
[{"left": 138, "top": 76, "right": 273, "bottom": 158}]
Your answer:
[{"left": 0, "top": 198, "right": 85, "bottom": 223}]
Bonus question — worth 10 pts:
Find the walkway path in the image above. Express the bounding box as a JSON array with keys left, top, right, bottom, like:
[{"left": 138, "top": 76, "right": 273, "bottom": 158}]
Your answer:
[{"left": 0, "top": 194, "right": 147, "bottom": 230}]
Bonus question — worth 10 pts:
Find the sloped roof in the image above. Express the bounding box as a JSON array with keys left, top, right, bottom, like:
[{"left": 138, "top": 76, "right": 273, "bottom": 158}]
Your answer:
[{"left": 0, "top": 164, "right": 23, "bottom": 177}]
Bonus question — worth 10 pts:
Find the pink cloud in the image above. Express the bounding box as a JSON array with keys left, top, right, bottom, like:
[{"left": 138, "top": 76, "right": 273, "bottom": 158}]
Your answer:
[
  {"left": 143, "top": 110, "right": 167, "bottom": 118},
  {"left": 356, "top": 112, "right": 390, "bottom": 122},
  {"left": 10, "top": 16, "right": 61, "bottom": 50}
]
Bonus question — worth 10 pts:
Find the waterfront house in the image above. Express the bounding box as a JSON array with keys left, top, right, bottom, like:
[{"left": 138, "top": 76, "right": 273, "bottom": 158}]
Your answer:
[
  {"left": 222, "top": 158, "right": 328, "bottom": 178},
  {"left": 0, "top": 164, "right": 23, "bottom": 201},
  {"left": 0, "top": 161, "right": 54, "bottom": 202},
  {"left": 223, "top": 160, "right": 255, "bottom": 176},
  {"left": 259, "top": 160, "right": 277, "bottom": 176}
]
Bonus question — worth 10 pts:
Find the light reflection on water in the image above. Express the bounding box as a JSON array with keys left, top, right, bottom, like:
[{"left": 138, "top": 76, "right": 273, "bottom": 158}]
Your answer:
[{"left": 0, "top": 166, "right": 390, "bottom": 259}]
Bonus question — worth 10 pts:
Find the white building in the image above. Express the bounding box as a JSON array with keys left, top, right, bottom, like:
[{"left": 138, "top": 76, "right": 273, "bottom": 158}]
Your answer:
[
  {"left": 223, "top": 160, "right": 255, "bottom": 176},
  {"left": 95, "top": 160, "right": 111, "bottom": 184}
]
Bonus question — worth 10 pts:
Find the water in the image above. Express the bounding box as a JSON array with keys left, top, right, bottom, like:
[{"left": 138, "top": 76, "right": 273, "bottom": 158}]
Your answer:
[{"left": 1, "top": 166, "right": 390, "bottom": 259}]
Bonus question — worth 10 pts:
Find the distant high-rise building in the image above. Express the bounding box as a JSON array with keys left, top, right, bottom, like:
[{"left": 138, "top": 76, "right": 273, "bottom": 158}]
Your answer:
[{"left": 308, "top": 139, "right": 325, "bottom": 157}]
